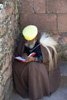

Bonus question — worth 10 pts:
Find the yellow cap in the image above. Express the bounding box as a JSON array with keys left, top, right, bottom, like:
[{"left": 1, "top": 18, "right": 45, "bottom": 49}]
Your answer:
[{"left": 22, "top": 25, "right": 38, "bottom": 40}]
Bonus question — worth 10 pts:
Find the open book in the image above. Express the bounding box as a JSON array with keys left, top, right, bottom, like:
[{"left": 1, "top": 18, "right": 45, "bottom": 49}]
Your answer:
[{"left": 14, "top": 52, "right": 36, "bottom": 63}]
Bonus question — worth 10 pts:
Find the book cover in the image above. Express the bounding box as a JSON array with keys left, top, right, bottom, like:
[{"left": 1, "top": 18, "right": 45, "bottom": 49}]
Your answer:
[{"left": 14, "top": 52, "right": 36, "bottom": 63}]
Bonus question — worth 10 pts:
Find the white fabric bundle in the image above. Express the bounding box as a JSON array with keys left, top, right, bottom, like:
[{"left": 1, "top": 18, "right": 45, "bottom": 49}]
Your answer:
[{"left": 40, "top": 33, "right": 58, "bottom": 71}]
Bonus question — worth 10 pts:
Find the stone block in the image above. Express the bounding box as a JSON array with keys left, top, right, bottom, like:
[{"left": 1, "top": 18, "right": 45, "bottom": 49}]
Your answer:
[
  {"left": 0, "top": 85, "right": 3, "bottom": 97},
  {"left": 0, "top": 95, "right": 4, "bottom": 100},
  {"left": 2, "top": 64, "right": 12, "bottom": 85},
  {"left": 0, "top": 0, "right": 3, "bottom": 4},
  {"left": 11, "top": 13, "right": 15, "bottom": 22},
  {"left": 0, "top": 32, "right": 14, "bottom": 60},
  {"left": 20, "top": 13, "right": 57, "bottom": 31},
  {"left": 59, "top": 32, "right": 67, "bottom": 36},
  {"left": 34, "top": 0, "right": 46, "bottom": 13},
  {"left": 18, "top": 0, "right": 33, "bottom": 13},
  {"left": 0, "top": 37, "right": 9, "bottom": 60},
  {"left": 47, "top": 0, "right": 67, "bottom": 13},
  {"left": 0, "top": 0, "right": 19, "bottom": 100},
  {"left": 4, "top": 78, "right": 13, "bottom": 100},
  {"left": 0, "top": 70, "right": 3, "bottom": 84},
  {"left": 51, "top": 34, "right": 67, "bottom": 45},
  {"left": 1, "top": 55, "right": 10, "bottom": 73},
  {"left": 58, "top": 14, "right": 67, "bottom": 32},
  {"left": 0, "top": 24, "right": 6, "bottom": 38},
  {"left": 0, "top": 9, "right": 6, "bottom": 23},
  {"left": 5, "top": 2, "right": 14, "bottom": 16},
  {"left": 57, "top": 44, "right": 67, "bottom": 60},
  {"left": 59, "top": 49, "right": 67, "bottom": 61},
  {"left": 58, "top": 37, "right": 67, "bottom": 45}
]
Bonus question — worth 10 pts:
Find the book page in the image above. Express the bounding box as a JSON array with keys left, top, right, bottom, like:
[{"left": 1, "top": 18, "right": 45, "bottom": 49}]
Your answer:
[
  {"left": 15, "top": 57, "right": 26, "bottom": 62},
  {"left": 14, "top": 52, "right": 36, "bottom": 63}
]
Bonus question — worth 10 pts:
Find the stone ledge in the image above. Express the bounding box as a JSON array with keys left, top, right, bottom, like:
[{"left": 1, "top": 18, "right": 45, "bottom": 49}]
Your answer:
[{"left": 59, "top": 61, "right": 67, "bottom": 76}]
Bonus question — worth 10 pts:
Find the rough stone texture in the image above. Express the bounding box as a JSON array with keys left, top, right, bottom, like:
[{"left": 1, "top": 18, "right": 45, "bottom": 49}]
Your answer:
[
  {"left": 4, "top": 78, "right": 13, "bottom": 100},
  {"left": 0, "top": 0, "right": 20, "bottom": 100},
  {"left": 0, "top": 85, "right": 3, "bottom": 97},
  {"left": 2, "top": 64, "right": 12, "bottom": 85},
  {"left": 0, "top": 24, "right": 6, "bottom": 37},
  {"left": 50, "top": 33, "right": 67, "bottom": 61},
  {"left": 47, "top": 0, "right": 67, "bottom": 13},
  {"left": 18, "top": 0, "right": 33, "bottom": 13},
  {"left": 34, "top": 0, "right": 46, "bottom": 13},
  {"left": 58, "top": 14, "right": 67, "bottom": 32}
]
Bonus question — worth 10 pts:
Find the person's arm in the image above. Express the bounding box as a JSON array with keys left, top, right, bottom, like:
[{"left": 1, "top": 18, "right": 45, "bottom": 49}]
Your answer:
[
  {"left": 34, "top": 55, "right": 43, "bottom": 63},
  {"left": 25, "top": 56, "right": 38, "bottom": 62},
  {"left": 25, "top": 55, "right": 42, "bottom": 63},
  {"left": 25, "top": 54, "right": 43, "bottom": 63}
]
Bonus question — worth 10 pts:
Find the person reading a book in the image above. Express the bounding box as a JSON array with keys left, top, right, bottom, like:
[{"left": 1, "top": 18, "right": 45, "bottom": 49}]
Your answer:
[
  {"left": 23, "top": 25, "right": 43, "bottom": 63},
  {"left": 13, "top": 25, "right": 60, "bottom": 100}
]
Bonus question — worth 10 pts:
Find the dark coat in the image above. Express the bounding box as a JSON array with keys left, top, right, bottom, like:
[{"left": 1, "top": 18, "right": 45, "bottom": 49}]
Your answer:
[{"left": 13, "top": 34, "right": 60, "bottom": 99}]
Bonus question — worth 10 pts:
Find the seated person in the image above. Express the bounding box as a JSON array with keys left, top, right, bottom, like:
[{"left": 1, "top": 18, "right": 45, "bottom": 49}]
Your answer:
[{"left": 13, "top": 25, "right": 60, "bottom": 100}]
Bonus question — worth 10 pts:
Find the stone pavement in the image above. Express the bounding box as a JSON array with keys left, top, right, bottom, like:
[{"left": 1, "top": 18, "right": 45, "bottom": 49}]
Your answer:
[{"left": 11, "top": 61, "right": 67, "bottom": 100}]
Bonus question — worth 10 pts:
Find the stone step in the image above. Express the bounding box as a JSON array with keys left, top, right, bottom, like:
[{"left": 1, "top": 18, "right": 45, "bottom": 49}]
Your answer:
[
  {"left": 11, "top": 61, "right": 67, "bottom": 100},
  {"left": 60, "top": 76, "right": 67, "bottom": 88},
  {"left": 44, "top": 87, "right": 67, "bottom": 100},
  {"left": 59, "top": 61, "right": 67, "bottom": 76}
]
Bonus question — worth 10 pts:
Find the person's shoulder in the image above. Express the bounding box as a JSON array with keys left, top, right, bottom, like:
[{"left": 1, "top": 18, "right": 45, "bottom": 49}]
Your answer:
[{"left": 38, "top": 32, "right": 41, "bottom": 39}]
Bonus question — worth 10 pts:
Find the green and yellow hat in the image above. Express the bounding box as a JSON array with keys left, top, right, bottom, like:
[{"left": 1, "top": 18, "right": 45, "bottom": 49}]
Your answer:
[{"left": 22, "top": 25, "right": 38, "bottom": 40}]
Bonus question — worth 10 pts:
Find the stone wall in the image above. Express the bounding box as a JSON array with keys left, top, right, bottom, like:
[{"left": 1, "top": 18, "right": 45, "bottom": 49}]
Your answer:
[
  {"left": 18, "top": 0, "right": 67, "bottom": 60},
  {"left": 0, "top": 0, "right": 20, "bottom": 100}
]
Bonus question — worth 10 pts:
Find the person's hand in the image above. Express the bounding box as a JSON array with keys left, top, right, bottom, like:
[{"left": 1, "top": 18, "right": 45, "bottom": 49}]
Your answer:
[
  {"left": 26, "top": 56, "right": 35, "bottom": 62},
  {"left": 22, "top": 53, "right": 27, "bottom": 59}
]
